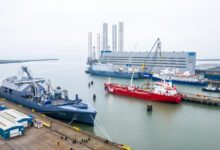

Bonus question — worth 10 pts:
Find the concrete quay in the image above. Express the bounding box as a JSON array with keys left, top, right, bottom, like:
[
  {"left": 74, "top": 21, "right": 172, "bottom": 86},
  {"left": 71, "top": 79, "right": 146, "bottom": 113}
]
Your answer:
[{"left": 0, "top": 98, "right": 129, "bottom": 150}]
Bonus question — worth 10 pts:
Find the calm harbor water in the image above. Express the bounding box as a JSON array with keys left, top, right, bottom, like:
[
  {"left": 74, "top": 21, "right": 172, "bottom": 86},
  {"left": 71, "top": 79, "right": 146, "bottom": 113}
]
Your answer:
[{"left": 0, "top": 59, "right": 220, "bottom": 150}]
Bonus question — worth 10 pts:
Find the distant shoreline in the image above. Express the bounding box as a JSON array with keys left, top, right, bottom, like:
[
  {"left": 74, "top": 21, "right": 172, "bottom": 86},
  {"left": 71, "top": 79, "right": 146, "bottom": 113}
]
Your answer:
[{"left": 0, "top": 59, "right": 59, "bottom": 64}]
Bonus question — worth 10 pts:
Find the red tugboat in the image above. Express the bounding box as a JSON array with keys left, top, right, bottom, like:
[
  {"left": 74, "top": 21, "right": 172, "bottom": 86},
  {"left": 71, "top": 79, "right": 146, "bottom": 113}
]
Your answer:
[
  {"left": 104, "top": 38, "right": 183, "bottom": 104},
  {"left": 104, "top": 81, "right": 182, "bottom": 104}
]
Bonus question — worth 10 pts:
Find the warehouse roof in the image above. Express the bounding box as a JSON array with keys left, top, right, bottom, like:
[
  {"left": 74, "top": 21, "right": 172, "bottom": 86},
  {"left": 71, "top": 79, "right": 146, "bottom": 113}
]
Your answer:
[
  {"left": 0, "top": 109, "right": 31, "bottom": 122},
  {"left": 0, "top": 114, "right": 22, "bottom": 130}
]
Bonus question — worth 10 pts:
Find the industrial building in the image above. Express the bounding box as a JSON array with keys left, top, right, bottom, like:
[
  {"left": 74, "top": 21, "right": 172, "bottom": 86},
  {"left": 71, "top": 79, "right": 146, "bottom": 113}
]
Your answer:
[
  {"left": 112, "top": 24, "right": 117, "bottom": 52},
  {"left": 101, "top": 51, "right": 196, "bottom": 73},
  {"left": 88, "top": 32, "right": 92, "bottom": 59},
  {"left": 102, "top": 22, "right": 123, "bottom": 52},
  {"left": 196, "top": 64, "right": 220, "bottom": 80},
  {"left": 0, "top": 109, "right": 32, "bottom": 128},
  {"left": 0, "top": 114, "right": 24, "bottom": 139},
  {"left": 96, "top": 33, "right": 101, "bottom": 59},
  {"left": 102, "top": 23, "right": 108, "bottom": 50},
  {"left": 88, "top": 22, "right": 124, "bottom": 59},
  {"left": 118, "top": 22, "right": 124, "bottom": 52},
  {"left": 87, "top": 32, "right": 101, "bottom": 61}
]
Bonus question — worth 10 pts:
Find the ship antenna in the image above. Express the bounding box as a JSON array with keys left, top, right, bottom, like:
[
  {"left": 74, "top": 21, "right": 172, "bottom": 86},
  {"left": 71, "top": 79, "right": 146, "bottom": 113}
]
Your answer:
[
  {"left": 130, "top": 71, "right": 135, "bottom": 87},
  {"left": 108, "top": 77, "right": 111, "bottom": 83}
]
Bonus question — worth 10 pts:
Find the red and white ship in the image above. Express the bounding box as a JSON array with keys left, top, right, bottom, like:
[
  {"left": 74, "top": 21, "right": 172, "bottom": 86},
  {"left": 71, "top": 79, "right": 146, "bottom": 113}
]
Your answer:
[{"left": 104, "top": 81, "right": 182, "bottom": 104}]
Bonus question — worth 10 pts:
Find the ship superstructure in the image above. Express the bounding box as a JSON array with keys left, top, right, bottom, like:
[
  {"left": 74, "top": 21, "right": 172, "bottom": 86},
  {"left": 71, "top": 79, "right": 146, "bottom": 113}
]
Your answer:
[{"left": 152, "top": 68, "right": 208, "bottom": 86}]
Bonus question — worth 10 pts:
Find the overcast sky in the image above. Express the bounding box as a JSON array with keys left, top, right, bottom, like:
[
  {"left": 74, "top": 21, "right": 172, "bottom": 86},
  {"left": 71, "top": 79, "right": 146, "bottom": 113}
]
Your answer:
[{"left": 0, "top": 0, "right": 219, "bottom": 59}]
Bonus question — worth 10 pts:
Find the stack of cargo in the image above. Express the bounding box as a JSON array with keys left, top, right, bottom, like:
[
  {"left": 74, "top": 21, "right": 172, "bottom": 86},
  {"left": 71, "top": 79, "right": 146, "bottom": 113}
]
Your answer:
[{"left": 0, "top": 109, "right": 33, "bottom": 139}]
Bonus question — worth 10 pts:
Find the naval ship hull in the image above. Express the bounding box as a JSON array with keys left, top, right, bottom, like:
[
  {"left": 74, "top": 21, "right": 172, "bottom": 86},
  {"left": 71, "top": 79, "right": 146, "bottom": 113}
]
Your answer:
[
  {"left": 151, "top": 76, "right": 208, "bottom": 86},
  {"left": 90, "top": 70, "right": 142, "bottom": 79},
  {"left": 0, "top": 88, "right": 96, "bottom": 125}
]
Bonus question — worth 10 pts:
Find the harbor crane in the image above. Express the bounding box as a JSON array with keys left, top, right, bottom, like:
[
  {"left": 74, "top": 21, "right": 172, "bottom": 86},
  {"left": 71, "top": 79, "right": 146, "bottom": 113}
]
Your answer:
[
  {"left": 143, "top": 38, "right": 162, "bottom": 73},
  {"left": 142, "top": 38, "right": 162, "bottom": 88}
]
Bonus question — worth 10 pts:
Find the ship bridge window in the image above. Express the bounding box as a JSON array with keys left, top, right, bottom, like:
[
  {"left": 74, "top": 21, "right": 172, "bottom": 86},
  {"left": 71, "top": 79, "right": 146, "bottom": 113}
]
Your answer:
[
  {"left": 4, "top": 87, "right": 8, "bottom": 93},
  {"left": 9, "top": 89, "right": 13, "bottom": 94}
]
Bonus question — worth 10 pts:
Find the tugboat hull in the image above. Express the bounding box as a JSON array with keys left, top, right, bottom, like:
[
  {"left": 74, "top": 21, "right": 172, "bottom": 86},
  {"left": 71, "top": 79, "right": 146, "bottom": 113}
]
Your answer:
[{"left": 104, "top": 83, "right": 182, "bottom": 104}]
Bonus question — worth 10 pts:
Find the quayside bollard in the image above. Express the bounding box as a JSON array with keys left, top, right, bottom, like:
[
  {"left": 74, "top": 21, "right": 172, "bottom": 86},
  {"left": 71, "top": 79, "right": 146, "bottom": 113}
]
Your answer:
[
  {"left": 147, "top": 103, "right": 153, "bottom": 112},
  {"left": 93, "top": 94, "right": 96, "bottom": 101}
]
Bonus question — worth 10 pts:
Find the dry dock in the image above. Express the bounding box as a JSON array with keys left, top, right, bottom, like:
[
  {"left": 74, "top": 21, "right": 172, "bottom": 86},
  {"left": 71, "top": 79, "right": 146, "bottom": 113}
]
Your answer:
[
  {"left": 182, "top": 93, "right": 220, "bottom": 105},
  {"left": 0, "top": 98, "right": 127, "bottom": 150}
]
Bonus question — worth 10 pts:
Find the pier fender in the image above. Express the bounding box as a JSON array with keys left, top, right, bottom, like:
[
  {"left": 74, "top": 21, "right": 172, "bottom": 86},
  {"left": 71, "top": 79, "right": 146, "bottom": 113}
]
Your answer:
[
  {"left": 73, "top": 126, "right": 80, "bottom": 131},
  {"left": 147, "top": 103, "right": 153, "bottom": 111},
  {"left": 93, "top": 94, "right": 96, "bottom": 101},
  {"left": 41, "top": 114, "right": 46, "bottom": 118},
  {"left": 120, "top": 144, "right": 132, "bottom": 150},
  {"left": 35, "top": 119, "right": 50, "bottom": 127}
]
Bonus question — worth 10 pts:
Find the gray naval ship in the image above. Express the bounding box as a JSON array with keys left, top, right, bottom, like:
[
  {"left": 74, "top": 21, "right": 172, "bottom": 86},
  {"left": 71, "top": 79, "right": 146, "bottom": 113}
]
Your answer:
[{"left": 0, "top": 66, "right": 96, "bottom": 125}]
